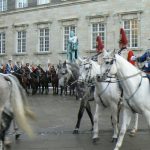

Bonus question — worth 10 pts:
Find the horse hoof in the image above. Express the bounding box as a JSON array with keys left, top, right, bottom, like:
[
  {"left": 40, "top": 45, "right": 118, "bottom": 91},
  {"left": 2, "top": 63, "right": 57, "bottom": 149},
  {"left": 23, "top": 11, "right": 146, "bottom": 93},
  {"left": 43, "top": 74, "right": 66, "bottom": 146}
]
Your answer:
[
  {"left": 90, "top": 127, "right": 93, "bottom": 131},
  {"left": 73, "top": 129, "right": 79, "bottom": 134},
  {"left": 129, "top": 132, "right": 136, "bottom": 137},
  {"left": 15, "top": 133, "right": 21, "bottom": 140},
  {"left": 129, "top": 130, "right": 137, "bottom": 137},
  {"left": 0, "top": 141, "right": 4, "bottom": 150},
  {"left": 92, "top": 137, "right": 99, "bottom": 143},
  {"left": 112, "top": 138, "right": 118, "bottom": 143},
  {"left": 4, "top": 137, "right": 11, "bottom": 147}
]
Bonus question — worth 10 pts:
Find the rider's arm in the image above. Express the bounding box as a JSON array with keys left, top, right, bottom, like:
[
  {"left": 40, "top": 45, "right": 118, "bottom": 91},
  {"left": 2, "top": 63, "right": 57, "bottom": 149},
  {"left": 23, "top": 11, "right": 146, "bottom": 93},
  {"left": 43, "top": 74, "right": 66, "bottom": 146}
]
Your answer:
[{"left": 137, "top": 52, "right": 147, "bottom": 62}]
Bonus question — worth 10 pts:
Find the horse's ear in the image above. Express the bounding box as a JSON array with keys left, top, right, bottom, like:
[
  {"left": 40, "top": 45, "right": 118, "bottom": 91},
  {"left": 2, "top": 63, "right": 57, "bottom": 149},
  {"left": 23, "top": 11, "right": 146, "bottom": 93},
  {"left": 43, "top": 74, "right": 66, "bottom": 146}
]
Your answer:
[
  {"left": 77, "top": 57, "right": 83, "bottom": 65},
  {"left": 110, "top": 62, "right": 117, "bottom": 75},
  {"left": 86, "top": 57, "right": 90, "bottom": 62},
  {"left": 63, "top": 60, "right": 66, "bottom": 67}
]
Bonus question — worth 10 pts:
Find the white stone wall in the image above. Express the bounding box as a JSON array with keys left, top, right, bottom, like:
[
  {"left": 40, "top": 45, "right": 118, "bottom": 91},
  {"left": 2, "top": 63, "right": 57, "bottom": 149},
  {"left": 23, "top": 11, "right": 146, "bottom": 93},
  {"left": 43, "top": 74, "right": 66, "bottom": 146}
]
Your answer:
[{"left": 0, "top": 0, "right": 149, "bottom": 66}]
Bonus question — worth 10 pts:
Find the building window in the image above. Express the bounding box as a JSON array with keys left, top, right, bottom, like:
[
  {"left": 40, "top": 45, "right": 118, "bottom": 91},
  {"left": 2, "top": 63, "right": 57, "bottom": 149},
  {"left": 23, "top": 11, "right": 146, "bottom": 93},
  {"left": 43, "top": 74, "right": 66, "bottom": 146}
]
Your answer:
[
  {"left": 123, "top": 19, "right": 138, "bottom": 48},
  {"left": 39, "top": 28, "right": 49, "bottom": 52},
  {"left": 0, "top": 32, "right": 5, "bottom": 54},
  {"left": 91, "top": 23, "right": 105, "bottom": 50},
  {"left": 17, "top": 31, "right": 26, "bottom": 53},
  {"left": 37, "top": 0, "right": 49, "bottom": 5},
  {"left": 16, "top": 0, "right": 28, "bottom": 8},
  {"left": 0, "top": 0, "right": 7, "bottom": 11},
  {"left": 63, "top": 25, "right": 76, "bottom": 51}
]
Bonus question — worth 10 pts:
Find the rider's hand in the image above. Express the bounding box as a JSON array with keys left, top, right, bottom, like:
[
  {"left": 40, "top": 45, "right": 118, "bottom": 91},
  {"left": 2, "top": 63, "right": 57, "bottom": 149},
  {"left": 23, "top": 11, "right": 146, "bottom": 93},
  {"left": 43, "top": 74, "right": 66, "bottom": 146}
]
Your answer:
[
  {"left": 131, "top": 56, "right": 136, "bottom": 61},
  {"left": 145, "top": 62, "right": 148, "bottom": 68}
]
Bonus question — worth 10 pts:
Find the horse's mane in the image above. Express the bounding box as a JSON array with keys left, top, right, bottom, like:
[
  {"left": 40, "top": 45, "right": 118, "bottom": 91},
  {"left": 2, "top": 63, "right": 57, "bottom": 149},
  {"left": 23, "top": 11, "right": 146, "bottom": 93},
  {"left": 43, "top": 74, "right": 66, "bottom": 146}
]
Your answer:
[
  {"left": 66, "top": 63, "right": 80, "bottom": 80},
  {"left": 116, "top": 54, "right": 143, "bottom": 76}
]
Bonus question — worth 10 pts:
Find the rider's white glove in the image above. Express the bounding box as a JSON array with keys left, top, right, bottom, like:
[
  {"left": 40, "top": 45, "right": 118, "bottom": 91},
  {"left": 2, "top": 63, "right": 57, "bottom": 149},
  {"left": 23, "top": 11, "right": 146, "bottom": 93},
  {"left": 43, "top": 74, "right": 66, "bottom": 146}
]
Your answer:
[
  {"left": 145, "top": 62, "right": 148, "bottom": 68},
  {"left": 131, "top": 56, "right": 136, "bottom": 61}
]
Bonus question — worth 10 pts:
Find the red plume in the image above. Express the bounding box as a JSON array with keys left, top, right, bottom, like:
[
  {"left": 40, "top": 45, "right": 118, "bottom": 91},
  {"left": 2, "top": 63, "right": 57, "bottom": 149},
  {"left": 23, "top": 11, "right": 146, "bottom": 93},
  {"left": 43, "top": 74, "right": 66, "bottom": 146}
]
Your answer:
[
  {"left": 96, "top": 35, "right": 104, "bottom": 53},
  {"left": 119, "top": 28, "right": 128, "bottom": 45}
]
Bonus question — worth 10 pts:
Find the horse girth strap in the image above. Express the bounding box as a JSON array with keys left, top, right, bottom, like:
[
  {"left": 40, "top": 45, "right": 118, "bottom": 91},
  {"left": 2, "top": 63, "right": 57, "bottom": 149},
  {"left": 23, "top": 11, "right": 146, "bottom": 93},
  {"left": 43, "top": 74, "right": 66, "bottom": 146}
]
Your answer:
[
  {"left": 99, "top": 96, "right": 107, "bottom": 108},
  {"left": 124, "top": 75, "right": 143, "bottom": 113}
]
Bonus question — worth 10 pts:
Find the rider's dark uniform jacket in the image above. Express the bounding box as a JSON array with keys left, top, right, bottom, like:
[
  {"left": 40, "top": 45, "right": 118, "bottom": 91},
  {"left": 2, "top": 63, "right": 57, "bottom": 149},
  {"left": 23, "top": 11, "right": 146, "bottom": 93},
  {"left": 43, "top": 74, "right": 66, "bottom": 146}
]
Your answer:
[{"left": 137, "top": 49, "right": 150, "bottom": 72}]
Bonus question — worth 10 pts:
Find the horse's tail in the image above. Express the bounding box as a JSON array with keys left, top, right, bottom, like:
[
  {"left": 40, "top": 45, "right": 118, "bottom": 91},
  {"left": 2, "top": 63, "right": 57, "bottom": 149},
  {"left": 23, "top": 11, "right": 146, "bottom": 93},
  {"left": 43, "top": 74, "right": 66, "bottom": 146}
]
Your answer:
[{"left": 5, "top": 75, "right": 35, "bottom": 138}]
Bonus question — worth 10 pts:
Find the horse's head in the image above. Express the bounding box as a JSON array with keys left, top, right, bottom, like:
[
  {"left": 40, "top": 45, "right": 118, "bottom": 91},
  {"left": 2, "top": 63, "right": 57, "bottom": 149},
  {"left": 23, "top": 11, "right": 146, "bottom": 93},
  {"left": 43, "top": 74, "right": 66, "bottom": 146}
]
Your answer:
[
  {"left": 97, "top": 50, "right": 114, "bottom": 81},
  {"left": 79, "top": 58, "right": 92, "bottom": 82},
  {"left": 57, "top": 61, "right": 72, "bottom": 87}
]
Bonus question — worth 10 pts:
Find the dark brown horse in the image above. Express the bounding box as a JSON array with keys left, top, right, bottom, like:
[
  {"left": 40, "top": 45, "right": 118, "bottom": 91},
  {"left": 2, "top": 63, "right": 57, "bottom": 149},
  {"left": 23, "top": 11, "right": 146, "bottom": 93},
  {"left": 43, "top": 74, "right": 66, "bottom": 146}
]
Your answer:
[{"left": 49, "top": 67, "right": 59, "bottom": 95}]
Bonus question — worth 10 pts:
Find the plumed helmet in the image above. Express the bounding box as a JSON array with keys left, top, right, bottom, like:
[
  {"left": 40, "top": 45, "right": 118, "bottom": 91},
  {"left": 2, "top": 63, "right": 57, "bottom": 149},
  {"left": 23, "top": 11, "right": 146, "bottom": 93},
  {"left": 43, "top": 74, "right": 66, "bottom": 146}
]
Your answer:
[
  {"left": 119, "top": 28, "right": 128, "bottom": 45},
  {"left": 96, "top": 35, "right": 104, "bottom": 52}
]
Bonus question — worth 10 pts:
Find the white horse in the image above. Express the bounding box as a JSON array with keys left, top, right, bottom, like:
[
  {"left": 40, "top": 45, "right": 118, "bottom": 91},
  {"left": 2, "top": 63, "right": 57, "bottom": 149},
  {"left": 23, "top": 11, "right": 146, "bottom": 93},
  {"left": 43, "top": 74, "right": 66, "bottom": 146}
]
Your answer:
[
  {"left": 109, "top": 54, "right": 150, "bottom": 150},
  {"left": 0, "top": 73, "right": 35, "bottom": 149},
  {"left": 79, "top": 51, "right": 139, "bottom": 143},
  {"left": 79, "top": 53, "right": 122, "bottom": 142}
]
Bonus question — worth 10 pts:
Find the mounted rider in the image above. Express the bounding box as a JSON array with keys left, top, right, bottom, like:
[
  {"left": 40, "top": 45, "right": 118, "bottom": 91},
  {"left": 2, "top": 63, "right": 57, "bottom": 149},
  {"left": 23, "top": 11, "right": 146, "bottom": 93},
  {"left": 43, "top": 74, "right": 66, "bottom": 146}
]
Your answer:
[
  {"left": 5, "top": 58, "right": 14, "bottom": 74},
  {"left": 13, "top": 61, "right": 21, "bottom": 73},
  {"left": 131, "top": 49, "right": 150, "bottom": 73},
  {"left": 67, "top": 31, "right": 79, "bottom": 63},
  {"left": 24, "top": 63, "right": 32, "bottom": 79},
  {"left": 96, "top": 35, "right": 105, "bottom": 64},
  {"left": 118, "top": 28, "right": 135, "bottom": 65}
]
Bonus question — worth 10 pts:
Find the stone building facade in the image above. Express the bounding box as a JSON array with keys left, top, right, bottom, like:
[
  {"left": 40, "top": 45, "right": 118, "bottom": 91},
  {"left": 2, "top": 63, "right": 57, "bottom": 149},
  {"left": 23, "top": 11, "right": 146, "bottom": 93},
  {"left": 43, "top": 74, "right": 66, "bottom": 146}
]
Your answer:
[{"left": 0, "top": 0, "right": 149, "bottom": 66}]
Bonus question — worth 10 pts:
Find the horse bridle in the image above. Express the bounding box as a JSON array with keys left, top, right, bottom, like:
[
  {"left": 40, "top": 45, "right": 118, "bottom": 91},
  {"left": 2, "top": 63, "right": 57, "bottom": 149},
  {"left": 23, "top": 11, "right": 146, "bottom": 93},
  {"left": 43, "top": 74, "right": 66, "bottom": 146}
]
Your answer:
[{"left": 79, "top": 62, "right": 93, "bottom": 86}]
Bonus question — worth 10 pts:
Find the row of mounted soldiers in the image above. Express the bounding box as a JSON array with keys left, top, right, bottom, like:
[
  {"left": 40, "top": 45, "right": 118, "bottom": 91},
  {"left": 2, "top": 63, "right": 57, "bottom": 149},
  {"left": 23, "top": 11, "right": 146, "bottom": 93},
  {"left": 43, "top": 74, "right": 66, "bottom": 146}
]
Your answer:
[{"left": 0, "top": 59, "right": 60, "bottom": 95}]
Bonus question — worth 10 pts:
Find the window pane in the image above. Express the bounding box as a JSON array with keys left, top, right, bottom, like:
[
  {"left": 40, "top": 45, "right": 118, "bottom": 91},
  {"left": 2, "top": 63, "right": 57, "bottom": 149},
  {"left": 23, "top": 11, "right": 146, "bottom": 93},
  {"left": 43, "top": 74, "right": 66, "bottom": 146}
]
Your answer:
[
  {"left": 38, "top": 0, "right": 49, "bottom": 5},
  {"left": 63, "top": 25, "right": 76, "bottom": 51},
  {"left": 39, "top": 28, "right": 49, "bottom": 52},
  {"left": 0, "top": 0, "right": 7, "bottom": 11},
  {"left": 124, "top": 19, "right": 138, "bottom": 48},
  {"left": 0, "top": 32, "right": 5, "bottom": 54},
  {"left": 17, "top": 31, "right": 26, "bottom": 53},
  {"left": 17, "top": 0, "right": 27, "bottom": 8},
  {"left": 92, "top": 23, "right": 105, "bottom": 49}
]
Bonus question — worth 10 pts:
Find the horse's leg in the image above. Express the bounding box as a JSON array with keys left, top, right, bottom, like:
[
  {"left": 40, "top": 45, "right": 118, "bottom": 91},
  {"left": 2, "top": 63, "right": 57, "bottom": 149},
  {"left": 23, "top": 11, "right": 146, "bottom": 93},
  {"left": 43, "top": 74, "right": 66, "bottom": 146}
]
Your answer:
[
  {"left": 45, "top": 82, "right": 48, "bottom": 95},
  {"left": 65, "top": 87, "right": 67, "bottom": 95},
  {"left": 69, "top": 86, "right": 71, "bottom": 96},
  {"left": 86, "top": 101, "right": 94, "bottom": 130},
  {"left": 129, "top": 113, "right": 138, "bottom": 136},
  {"left": 56, "top": 85, "right": 59, "bottom": 94},
  {"left": 12, "top": 120, "right": 21, "bottom": 140},
  {"left": 0, "top": 111, "right": 13, "bottom": 149},
  {"left": 110, "top": 104, "right": 119, "bottom": 143},
  {"left": 92, "top": 103, "right": 100, "bottom": 143},
  {"left": 114, "top": 107, "right": 132, "bottom": 150},
  {"left": 143, "top": 110, "right": 150, "bottom": 129},
  {"left": 73, "top": 100, "right": 85, "bottom": 134},
  {"left": 41, "top": 84, "right": 44, "bottom": 94},
  {"left": 53, "top": 85, "right": 55, "bottom": 95},
  {"left": 60, "top": 86, "right": 62, "bottom": 95}
]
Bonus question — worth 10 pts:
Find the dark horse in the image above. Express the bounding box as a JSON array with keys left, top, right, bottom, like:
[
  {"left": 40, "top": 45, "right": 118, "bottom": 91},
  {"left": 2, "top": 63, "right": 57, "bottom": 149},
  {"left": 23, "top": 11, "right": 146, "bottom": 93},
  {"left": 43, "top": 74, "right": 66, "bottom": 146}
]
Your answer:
[
  {"left": 73, "top": 81, "right": 94, "bottom": 134},
  {"left": 37, "top": 66, "right": 49, "bottom": 94},
  {"left": 12, "top": 67, "right": 30, "bottom": 95},
  {"left": 57, "top": 61, "right": 79, "bottom": 96},
  {"left": 49, "top": 67, "right": 59, "bottom": 95}
]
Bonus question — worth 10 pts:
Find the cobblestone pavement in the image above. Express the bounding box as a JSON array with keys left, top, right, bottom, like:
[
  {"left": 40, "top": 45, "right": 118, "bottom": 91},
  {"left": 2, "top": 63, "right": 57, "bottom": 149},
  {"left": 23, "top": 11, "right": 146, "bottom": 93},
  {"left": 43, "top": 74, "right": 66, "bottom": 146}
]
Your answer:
[{"left": 6, "top": 93, "right": 150, "bottom": 150}]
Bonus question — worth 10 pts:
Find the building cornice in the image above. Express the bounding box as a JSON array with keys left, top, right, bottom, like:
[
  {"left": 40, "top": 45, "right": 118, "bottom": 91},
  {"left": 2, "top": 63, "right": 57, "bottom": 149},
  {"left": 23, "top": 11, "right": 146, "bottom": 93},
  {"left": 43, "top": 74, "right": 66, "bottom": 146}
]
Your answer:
[
  {"left": 86, "top": 13, "right": 109, "bottom": 19},
  {"left": 58, "top": 16, "right": 79, "bottom": 22},
  {"left": 0, "top": 0, "right": 106, "bottom": 16},
  {"left": 12, "top": 23, "right": 29, "bottom": 28},
  {"left": 116, "top": 10, "right": 143, "bottom": 16},
  {"left": 33, "top": 21, "right": 52, "bottom": 25},
  {"left": 0, "top": 26, "right": 8, "bottom": 29}
]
